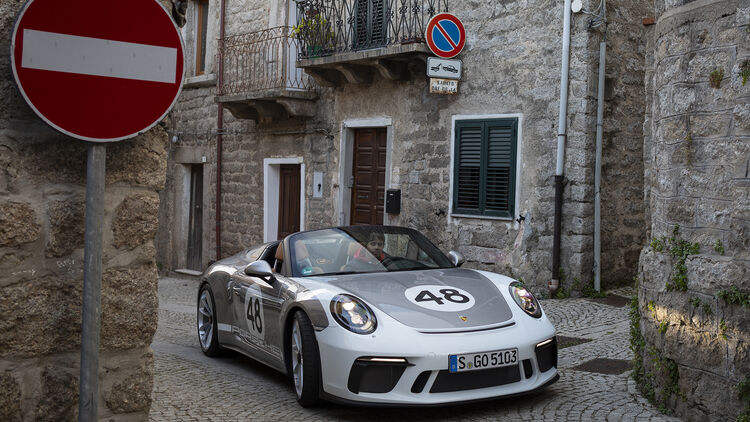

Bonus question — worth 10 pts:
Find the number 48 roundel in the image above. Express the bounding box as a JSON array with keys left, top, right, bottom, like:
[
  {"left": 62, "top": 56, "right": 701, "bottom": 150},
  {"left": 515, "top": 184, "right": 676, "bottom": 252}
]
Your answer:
[{"left": 404, "top": 285, "right": 475, "bottom": 312}]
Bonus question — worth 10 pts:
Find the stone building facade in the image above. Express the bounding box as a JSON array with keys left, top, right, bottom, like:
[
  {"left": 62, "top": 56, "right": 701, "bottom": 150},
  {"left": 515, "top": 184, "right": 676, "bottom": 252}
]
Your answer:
[
  {"left": 158, "top": 0, "right": 650, "bottom": 295},
  {"left": 637, "top": 0, "right": 750, "bottom": 419},
  {"left": 1, "top": 0, "right": 167, "bottom": 419}
]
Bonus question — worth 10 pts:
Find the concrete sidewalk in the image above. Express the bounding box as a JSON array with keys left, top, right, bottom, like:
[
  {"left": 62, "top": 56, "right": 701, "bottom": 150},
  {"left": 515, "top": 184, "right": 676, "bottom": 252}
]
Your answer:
[{"left": 149, "top": 277, "right": 679, "bottom": 421}]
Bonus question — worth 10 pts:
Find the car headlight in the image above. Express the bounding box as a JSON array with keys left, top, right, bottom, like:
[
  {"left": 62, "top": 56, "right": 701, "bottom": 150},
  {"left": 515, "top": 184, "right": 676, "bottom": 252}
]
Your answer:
[
  {"left": 509, "top": 282, "right": 542, "bottom": 318},
  {"left": 330, "top": 294, "right": 377, "bottom": 334}
]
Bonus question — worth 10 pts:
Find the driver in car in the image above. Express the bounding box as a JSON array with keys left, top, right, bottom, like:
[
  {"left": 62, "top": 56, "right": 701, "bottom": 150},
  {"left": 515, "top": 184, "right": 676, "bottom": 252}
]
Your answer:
[
  {"left": 355, "top": 232, "right": 388, "bottom": 263},
  {"left": 342, "top": 232, "right": 390, "bottom": 271}
]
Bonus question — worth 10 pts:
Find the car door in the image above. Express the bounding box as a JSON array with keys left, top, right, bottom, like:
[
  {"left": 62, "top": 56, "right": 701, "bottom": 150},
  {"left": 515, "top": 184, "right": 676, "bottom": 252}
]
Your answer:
[{"left": 229, "top": 246, "right": 285, "bottom": 368}]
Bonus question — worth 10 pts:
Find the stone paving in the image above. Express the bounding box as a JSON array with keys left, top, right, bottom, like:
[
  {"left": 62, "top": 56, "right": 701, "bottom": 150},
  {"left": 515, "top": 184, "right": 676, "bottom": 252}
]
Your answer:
[{"left": 149, "top": 278, "right": 680, "bottom": 421}]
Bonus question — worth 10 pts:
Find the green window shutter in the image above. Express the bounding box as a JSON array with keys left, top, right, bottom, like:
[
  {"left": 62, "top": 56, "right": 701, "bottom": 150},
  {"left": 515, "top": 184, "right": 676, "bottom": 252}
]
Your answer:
[
  {"left": 454, "top": 123, "right": 483, "bottom": 213},
  {"left": 453, "top": 119, "right": 517, "bottom": 218},
  {"left": 485, "top": 122, "right": 516, "bottom": 218}
]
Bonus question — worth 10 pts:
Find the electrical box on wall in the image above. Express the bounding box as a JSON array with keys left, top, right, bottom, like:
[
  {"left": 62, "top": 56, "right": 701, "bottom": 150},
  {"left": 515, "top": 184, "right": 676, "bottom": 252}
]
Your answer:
[
  {"left": 313, "top": 172, "right": 323, "bottom": 198},
  {"left": 386, "top": 189, "right": 401, "bottom": 214}
]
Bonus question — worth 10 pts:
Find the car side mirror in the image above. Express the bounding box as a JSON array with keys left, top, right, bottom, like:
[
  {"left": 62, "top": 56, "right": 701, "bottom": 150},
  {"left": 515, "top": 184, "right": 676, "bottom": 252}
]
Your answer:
[
  {"left": 244, "top": 261, "right": 275, "bottom": 281},
  {"left": 448, "top": 250, "right": 465, "bottom": 267}
]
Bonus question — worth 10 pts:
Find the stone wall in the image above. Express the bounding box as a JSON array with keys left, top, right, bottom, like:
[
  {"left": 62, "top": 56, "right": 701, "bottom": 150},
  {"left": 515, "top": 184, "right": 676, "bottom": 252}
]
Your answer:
[
  {"left": 638, "top": 0, "right": 750, "bottom": 419},
  {"left": 601, "top": 0, "right": 650, "bottom": 285},
  {"left": 1, "top": 0, "right": 166, "bottom": 419},
  {"left": 161, "top": 0, "right": 650, "bottom": 295}
]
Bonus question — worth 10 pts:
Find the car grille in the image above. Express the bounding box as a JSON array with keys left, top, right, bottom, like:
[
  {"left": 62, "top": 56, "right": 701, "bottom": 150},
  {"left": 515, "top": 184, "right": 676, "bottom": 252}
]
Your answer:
[{"left": 429, "top": 365, "right": 522, "bottom": 393}]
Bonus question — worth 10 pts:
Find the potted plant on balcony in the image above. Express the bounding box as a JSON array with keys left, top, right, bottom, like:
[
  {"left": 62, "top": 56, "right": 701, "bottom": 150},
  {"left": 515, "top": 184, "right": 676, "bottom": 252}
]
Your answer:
[{"left": 290, "top": 11, "right": 335, "bottom": 58}]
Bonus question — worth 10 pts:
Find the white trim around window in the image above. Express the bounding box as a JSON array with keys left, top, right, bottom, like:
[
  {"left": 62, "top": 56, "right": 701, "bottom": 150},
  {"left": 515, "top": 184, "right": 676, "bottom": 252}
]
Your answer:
[{"left": 448, "top": 113, "right": 523, "bottom": 228}]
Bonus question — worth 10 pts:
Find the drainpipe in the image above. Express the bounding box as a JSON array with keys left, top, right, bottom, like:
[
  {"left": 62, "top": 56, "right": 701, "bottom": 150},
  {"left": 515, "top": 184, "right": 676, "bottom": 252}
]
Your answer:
[
  {"left": 216, "top": 0, "right": 226, "bottom": 260},
  {"left": 551, "top": 0, "right": 572, "bottom": 295},
  {"left": 594, "top": 30, "right": 607, "bottom": 292}
]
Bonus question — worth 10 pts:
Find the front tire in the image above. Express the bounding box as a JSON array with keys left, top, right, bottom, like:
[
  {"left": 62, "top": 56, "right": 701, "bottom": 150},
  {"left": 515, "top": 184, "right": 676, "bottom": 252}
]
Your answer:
[
  {"left": 290, "top": 310, "right": 321, "bottom": 407},
  {"left": 197, "top": 284, "right": 221, "bottom": 356}
]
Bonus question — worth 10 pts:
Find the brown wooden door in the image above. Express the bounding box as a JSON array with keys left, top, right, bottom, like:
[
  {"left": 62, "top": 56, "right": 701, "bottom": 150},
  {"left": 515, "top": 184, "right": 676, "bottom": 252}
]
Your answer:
[
  {"left": 351, "top": 128, "right": 386, "bottom": 225},
  {"left": 278, "top": 164, "right": 301, "bottom": 239},
  {"left": 187, "top": 164, "right": 203, "bottom": 271}
]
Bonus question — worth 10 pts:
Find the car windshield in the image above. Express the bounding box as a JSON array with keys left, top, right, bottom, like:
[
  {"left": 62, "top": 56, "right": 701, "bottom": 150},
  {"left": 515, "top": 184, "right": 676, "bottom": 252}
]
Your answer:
[{"left": 288, "top": 226, "right": 454, "bottom": 277}]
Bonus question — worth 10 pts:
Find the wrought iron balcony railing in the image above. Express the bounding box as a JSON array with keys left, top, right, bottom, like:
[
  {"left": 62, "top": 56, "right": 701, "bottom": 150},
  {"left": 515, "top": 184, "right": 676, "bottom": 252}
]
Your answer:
[
  {"left": 294, "top": 0, "right": 449, "bottom": 60},
  {"left": 218, "top": 26, "right": 313, "bottom": 96}
]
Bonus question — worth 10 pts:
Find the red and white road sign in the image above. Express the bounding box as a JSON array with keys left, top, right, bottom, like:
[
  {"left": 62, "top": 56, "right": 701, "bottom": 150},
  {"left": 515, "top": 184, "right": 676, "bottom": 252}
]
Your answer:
[
  {"left": 425, "top": 13, "right": 466, "bottom": 59},
  {"left": 11, "top": 0, "right": 185, "bottom": 142}
]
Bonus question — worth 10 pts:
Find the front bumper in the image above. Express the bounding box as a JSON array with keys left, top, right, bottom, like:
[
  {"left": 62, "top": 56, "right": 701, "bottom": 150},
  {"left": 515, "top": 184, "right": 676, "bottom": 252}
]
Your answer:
[{"left": 315, "top": 312, "right": 558, "bottom": 405}]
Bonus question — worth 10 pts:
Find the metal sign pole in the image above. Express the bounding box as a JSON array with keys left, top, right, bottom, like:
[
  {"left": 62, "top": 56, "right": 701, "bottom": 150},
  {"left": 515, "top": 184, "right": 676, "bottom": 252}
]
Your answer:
[{"left": 78, "top": 143, "right": 106, "bottom": 422}]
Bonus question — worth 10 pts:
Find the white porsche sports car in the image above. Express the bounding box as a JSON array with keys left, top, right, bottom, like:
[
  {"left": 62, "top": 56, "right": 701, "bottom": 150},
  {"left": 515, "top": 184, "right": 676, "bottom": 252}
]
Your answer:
[{"left": 197, "top": 225, "right": 558, "bottom": 406}]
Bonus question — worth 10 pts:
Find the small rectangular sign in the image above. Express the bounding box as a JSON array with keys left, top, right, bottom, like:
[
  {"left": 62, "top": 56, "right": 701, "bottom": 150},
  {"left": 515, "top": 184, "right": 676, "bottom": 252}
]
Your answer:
[
  {"left": 430, "top": 78, "right": 458, "bottom": 94},
  {"left": 427, "top": 57, "right": 462, "bottom": 79}
]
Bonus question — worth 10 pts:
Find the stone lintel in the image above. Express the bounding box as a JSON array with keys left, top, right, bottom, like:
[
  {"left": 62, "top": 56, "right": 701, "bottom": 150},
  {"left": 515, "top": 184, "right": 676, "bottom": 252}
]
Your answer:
[{"left": 173, "top": 147, "right": 209, "bottom": 164}]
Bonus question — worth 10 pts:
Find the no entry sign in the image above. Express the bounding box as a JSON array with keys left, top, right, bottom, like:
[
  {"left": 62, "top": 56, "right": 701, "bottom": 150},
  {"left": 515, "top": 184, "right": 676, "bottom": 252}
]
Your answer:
[
  {"left": 11, "top": 0, "right": 185, "bottom": 142},
  {"left": 425, "top": 13, "right": 466, "bottom": 59}
]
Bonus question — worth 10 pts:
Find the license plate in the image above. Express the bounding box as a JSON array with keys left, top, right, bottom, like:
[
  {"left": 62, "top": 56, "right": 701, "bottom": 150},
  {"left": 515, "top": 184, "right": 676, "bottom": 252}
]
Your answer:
[{"left": 449, "top": 348, "right": 518, "bottom": 373}]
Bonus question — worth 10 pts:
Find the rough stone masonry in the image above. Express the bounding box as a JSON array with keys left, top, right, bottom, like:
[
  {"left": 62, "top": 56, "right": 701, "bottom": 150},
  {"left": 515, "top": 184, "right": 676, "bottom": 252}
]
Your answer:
[
  {"left": 638, "top": 0, "right": 750, "bottom": 420},
  {"left": 0, "top": 0, "right": 169, "bottom": 419}
]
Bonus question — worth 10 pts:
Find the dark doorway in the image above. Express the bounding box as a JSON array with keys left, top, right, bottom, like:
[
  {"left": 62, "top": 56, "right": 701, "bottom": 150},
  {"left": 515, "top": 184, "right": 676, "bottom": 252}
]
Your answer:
[
  {"left": 278, "top": 164, "right": 301, "bottom": 239},
  {"left": 351, "top": 128, "right": 386, "bottom": 225},
  {"left": 187, "top": 164, "right": 203, "bottom": 271}
]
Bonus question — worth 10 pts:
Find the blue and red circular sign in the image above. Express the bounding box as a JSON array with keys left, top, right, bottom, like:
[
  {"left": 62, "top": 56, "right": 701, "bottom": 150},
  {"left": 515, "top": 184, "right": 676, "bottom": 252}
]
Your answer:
[{"left": 425, "top": 13, "right": 465, "bottom": 59}]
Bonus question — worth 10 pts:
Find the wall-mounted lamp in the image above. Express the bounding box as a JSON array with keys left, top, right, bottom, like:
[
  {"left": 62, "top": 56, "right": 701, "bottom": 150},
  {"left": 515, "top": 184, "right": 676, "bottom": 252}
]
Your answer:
[{"left": 172, "top": 0, "right": 187, "bottom": 27}]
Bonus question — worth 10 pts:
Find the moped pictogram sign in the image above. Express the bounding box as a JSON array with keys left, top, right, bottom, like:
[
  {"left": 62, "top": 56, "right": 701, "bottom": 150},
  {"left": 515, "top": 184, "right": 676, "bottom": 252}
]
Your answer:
[
  {"left": 10, "top": 0, "right": 185, "bottom": 142},
  {"left": 425, "top": 13, "right": 466, "bottom": 59}
]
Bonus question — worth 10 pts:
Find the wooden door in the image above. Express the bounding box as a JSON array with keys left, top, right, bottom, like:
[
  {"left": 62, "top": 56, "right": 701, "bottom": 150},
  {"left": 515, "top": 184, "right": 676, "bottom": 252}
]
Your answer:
[
  {"left": 351, "top": 128, "right": 386, "bottom": 225},
  {"left": 278, "top": 164, "right": 301, "bottom": 239},
  {"left": 187, "top": 164, "right": 203, "bottom": 271}
]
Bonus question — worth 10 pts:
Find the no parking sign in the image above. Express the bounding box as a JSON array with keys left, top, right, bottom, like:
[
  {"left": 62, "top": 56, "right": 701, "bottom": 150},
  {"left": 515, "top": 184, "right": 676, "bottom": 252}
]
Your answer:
[{"left": 425, "top": 13, "right": 465, "bottom": 59}]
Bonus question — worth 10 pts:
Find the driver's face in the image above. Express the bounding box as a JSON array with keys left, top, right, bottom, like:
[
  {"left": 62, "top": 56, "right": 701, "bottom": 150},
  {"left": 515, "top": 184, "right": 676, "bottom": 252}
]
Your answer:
[{"left": 366, "top": 238, "right": 384, "bottom": 256}]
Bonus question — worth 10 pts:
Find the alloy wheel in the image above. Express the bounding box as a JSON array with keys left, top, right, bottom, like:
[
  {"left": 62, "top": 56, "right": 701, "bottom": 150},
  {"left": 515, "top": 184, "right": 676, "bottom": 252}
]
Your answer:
[
  {"left": 291, "top": 319, "right": 304, "bottom": 396},
  {"left": 198, "top": 290, "right": 214, "bottom": 350}
]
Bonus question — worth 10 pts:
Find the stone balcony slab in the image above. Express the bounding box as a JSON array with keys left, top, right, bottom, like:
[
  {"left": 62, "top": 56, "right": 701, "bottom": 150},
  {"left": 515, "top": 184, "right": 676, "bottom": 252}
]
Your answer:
[
  {"left": 215, "top": 88, "right": 318, "bottom": 124},
  {"left": 296, "top": 44, "right": 430, "bottom": 87}
]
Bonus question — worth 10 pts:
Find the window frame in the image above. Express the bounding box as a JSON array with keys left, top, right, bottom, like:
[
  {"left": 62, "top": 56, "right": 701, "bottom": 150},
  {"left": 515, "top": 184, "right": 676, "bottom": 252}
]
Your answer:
[
  {"left": 194, "top": 0, "right": 209, "bottom": 76},
  {"left": 450, "top": 115, "right": 522, "bottom": 221}
]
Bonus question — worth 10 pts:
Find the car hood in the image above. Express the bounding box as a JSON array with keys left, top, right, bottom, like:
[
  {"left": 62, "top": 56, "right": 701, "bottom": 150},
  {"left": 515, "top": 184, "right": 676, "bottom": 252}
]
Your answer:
[{"left": 318, "top": 268, "right": 514, "bottom": 332}]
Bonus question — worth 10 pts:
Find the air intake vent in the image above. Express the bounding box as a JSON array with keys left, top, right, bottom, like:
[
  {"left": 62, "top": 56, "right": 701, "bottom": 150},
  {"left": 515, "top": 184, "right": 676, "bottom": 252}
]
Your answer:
[{"left": 430, "top": 365, "right": 521, "bottom": 393}]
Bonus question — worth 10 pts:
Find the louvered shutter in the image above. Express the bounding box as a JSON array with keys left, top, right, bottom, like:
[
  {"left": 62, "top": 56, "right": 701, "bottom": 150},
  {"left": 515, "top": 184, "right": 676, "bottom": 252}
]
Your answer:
[
  {"left": 453, "top": 119, "right": 517, "bottom": 218},
  {"left": 454, "top": 123, "right": 482, "bottom": 213},
  {"left": 370, "top": 0, "right": 386, "bottom": 47},
  {"left": 355, "top": 0, "right": 387, "bottom": 49},
  {"left": 485, "top": 122, "right": 515, "bottom": 217},
  {"left": 355, "top": 0, "right": 368, "bottom": 49}
]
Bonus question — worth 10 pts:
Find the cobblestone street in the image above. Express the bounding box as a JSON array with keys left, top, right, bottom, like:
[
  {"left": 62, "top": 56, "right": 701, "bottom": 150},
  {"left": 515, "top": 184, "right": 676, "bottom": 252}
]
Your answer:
[{"left": 149, "top": 277, "right": 679, "bottom": 421}]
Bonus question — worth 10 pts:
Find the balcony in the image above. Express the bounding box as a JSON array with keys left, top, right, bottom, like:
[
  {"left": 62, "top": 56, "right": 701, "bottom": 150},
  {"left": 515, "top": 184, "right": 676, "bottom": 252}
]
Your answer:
[
  {"left": 216, "top": 27, "right": 318, "bottom": 123},
  {"left": 294, "top": 0, "right": 449, "bottom": 86}
]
